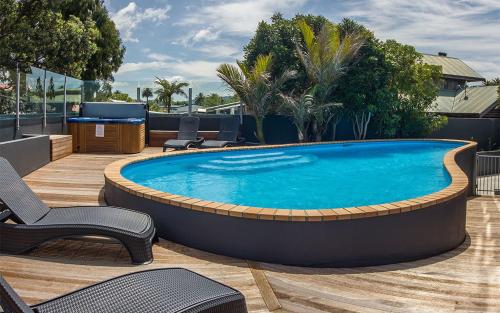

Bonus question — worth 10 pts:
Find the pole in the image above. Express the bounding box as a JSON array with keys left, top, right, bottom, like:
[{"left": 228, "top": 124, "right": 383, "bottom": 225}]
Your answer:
[
  {"left": 239, "top": 101, "right": 243, "bottom": 124},
  {"left": 188, "top": 87, "right": 193, "bottom": 116},
  {"left": 15, "top": 63, "right": 20, "bottom": 134},
  {"left": 63, "top": 74, "right": 67, "bottom": 130},
  {"left": 42, "top": 70, "right": 47, "bottom": 131}
]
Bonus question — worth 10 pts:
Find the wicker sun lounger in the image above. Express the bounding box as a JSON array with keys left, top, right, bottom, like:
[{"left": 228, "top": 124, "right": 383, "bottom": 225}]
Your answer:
[
  {"left": 0, "top": 268, "right": 248, "bottom": 313},
  {"left": 0, "top": 157, "right": 156, "bottom": 264},
  {"left": 200, "top": 117, "right": 243, "bottom": 149},
  {"left": 163, "top": 116, "right": 204, "bottom": 152}
]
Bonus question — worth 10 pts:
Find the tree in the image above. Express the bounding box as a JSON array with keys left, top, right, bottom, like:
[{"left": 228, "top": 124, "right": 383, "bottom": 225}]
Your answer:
[
  {"left": 154, "top": 78, "right": 189, "bottom": 113},
  {"left": 47, "top": 77, "right": 56, "bottom": 100},
  {"left": 203, "top": 93, "right": 223, "bottom": 107},
  {"left": 0, "top": 0, "right": 98, "bottom": 78},
  {"left": 335, "top": 19, "right": 392, "bottom": 140},
  {"left": 194, "top": 93, "right": 205, "bottom": 106},
  {"left": 0, "top": 0, "right": 123, "bottom": 80},
  {"left": 279, "top": 93, "right": 314, "bottom": 142},
  {"left": 295, "top": 19, "right": 364, "bottom": 141},
  {"left": 50, "top": 0, "right": 125, "bottom": 80},
  {"left": 93, "top": 80, "right": 112, "bottom": 101},
  {"left": 217, "top": 54, "right": 295, "bottom": 144},
  {"left": 379, "top": 40, "right": 446, "bottom": 137},
  {"left": 244, "top": 13, "right": 330, "bottom": 98},
  {"left": 142, "top": 87, "right": 153, "bottom": 103},
  {"left": 110, "top": 90, "right": 134, "bottom": 102}
]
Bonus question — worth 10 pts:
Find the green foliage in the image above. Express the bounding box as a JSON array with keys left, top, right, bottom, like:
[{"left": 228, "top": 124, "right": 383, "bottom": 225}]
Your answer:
[
  {"left": 110, "top": 90, "right": 134, "bottom": 102},
  {"left": 335, "top": 19, "right": 391, "bottom": 140},
  {"left": 141, "top": 87, "right": 153, "bottom": 102},
  {"left": 203, "top": 93, "right": 223, "bottom": 107},
  {"left": 50, "top": 0, "right": 125, "bottom": 80},
  {"left": 296, "top": 19, "right": 364, "bottom": 141},
  {"left": 378, "top": 40, "right": 446, "bottom": 137},
  {"left": 154, "top": 78, "right": 189, "bottom": 113},
  {"left": 217, "top": 54, "right": 295, "bottom": 143},
  {"left": 94, "top": 81, "right": 112, "bottom": 101},
  {"left": 0, "top": 0, "right": 123, "bottom": 80},
  {"left": 279, "top": 93, "right": 315, "bottom": 142},
  {"left": 194, "top": 93, "right": 205, "bottom": 106},
  {"left": 243, "top": 14, "right": 446, "bottom": 141},
  {"left": 243, "top": 13, "right": 330, "bottom": 95}
]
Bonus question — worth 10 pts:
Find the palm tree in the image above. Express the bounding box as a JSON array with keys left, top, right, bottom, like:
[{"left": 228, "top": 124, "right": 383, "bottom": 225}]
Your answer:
[
  {"left": 296, "top": 20, "right": 364, "bottom": 141},
  {"left": 154, "top": 78, "right": 189, "bottom": 113},
  {"left": 217, "top": 54, "right": 295, "bottom": 144},
  {"left": 279, "top": 93, "right": 314, "bottom": 142},
  {"left": 141, "top": 87, "right": 153, "bottom": 103},
  {"left": 194, "top": 92, "right": 205, "bottom": 106}
]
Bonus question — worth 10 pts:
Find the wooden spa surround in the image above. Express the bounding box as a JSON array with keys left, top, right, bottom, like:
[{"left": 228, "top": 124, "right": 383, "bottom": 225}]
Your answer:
[
  {"left": 104, "top": 139, "right": 478, "bottom": 267},
  {"left": 69, "top": 122, "right": 145, "bottom": 154}
]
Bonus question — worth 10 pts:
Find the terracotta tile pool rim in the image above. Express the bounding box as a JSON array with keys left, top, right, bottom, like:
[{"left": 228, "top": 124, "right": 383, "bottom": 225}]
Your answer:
[{"left": 104, "top": 139, "right": 477, "bottom": 222}]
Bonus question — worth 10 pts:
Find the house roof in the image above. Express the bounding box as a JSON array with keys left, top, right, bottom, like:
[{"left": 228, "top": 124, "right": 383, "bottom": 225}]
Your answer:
[
  {"left": 422, "top": 54, "right": 485, "bottom": 82},
  {"left": 429, "top": 85, "right": 499, "bottom": 116}
]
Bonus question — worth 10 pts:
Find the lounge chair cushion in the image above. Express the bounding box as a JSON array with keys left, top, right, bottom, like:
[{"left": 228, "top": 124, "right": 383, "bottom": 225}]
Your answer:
[
  {"left": 201, "top": 140, "right": 232, "bottom": 148},
  {"left": 33, "top": 268, "right": 247, "bottom": 313},
  {"left": 35, "top": 207, "right": 153, "bottom": 234},
  {"left": 164, "top": 139, "right": 193, "bottom": 149}
]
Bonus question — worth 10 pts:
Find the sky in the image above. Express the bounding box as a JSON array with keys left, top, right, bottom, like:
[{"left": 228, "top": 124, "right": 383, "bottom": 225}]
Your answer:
[{"left": 105, "top": 0, "right": 500, "bottom": 97}]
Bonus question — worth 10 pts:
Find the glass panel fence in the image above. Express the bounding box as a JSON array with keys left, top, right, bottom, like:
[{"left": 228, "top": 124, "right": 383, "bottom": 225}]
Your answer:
[{"left": 0, "top": 66, "right": 16, "bottom": 118}]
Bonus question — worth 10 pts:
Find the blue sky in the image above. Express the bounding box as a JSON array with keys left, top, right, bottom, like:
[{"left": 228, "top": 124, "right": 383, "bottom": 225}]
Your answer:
[{"left": 105, "top": 0, "right": 500, "bottom": 97}]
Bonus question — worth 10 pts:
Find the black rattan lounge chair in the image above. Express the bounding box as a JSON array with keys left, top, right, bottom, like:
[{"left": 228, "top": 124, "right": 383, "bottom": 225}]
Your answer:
[
  {"left": 163, "top": 116, "right": 204, "bottom": 152},
  {"left": 200, "top": 117, "right": 243, "bottom": 149},
  {"left": 0, "top": 157, "right": 155, "bottom": 264},
  {"left": 0, "top": 268, "right": 248, "bottom": 313}
]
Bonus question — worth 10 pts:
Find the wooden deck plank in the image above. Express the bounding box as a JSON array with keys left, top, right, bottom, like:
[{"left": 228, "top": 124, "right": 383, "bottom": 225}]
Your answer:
[{"left": 1, "top": 149, "right": 499, "bottom": 312}]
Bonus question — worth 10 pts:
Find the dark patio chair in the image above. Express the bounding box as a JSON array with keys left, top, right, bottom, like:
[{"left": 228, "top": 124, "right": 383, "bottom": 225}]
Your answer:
[
  {"left": 200, "top": 117, "right": 244, "bottom": 148},
  {"left": 163, "top": 116, "right": 204, "bottom": 152},
  {"left": 0, "top": 268, "right": 248, "bottom": 313},
  {"left": 0, "top": 157, "right": 155, "bottom": 265}
]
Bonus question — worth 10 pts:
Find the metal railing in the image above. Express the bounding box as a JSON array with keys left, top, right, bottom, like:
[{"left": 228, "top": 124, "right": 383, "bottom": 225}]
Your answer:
[{"left": 476, "top": 153, "right": 500, "bottom": 195}]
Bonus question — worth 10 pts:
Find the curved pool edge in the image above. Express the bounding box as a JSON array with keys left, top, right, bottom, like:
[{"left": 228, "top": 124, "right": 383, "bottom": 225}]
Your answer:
[
  {"left": 104, "top": 139, "right": 477, "bottom": 222},
  {"left": 104, "top": 138, "right": 477, "bottom": 267}
]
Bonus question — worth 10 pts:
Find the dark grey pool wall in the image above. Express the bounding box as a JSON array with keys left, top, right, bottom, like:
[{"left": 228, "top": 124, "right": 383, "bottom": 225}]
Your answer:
[{"left": 105, "top": 143, "right": 476, "bottom": 267}]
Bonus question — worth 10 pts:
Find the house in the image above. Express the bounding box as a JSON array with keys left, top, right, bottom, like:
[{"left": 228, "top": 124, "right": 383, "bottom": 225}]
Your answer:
[{"left": 423, "top": 52, "right": 499, "bottom": 117}]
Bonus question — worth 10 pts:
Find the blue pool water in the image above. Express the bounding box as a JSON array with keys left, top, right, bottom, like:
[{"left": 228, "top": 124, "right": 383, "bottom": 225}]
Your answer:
[{"left": 121, "top": 141, "right": 463, "bottom": 209}]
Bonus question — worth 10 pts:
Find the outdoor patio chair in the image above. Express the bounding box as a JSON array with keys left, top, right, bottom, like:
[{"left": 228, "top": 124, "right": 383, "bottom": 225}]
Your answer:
[
  {"left": 163, "top": 116, "right": 204, "bottom": 152},
  {"left": 200, "top": 117, "right": 244, "bottom": 148},
  {"left": 0, "top": 157, "right": 156, "bottom": 265},
  {"left": 0, "top": 268, "right": 248, "bottom": 313}
]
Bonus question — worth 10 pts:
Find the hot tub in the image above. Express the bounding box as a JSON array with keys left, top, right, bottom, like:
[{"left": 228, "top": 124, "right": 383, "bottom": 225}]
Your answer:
[
  {"left": 68, "top": 117, "right": 145, "bottom": 154},
  {"left": 104, "top": 139, "right": 477, "bottom": 267}
]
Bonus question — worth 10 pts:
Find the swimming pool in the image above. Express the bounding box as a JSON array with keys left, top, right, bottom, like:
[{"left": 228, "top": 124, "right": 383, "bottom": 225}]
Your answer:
[
  {"left": 122, "top": 141, "right": 462, "bottom": 210},
  {"left": 105, "top": 139, "right": 477, "bottom": 267}
]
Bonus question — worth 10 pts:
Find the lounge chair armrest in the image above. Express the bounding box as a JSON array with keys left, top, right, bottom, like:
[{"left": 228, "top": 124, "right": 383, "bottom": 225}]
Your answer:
[
  {"left": 0, "top": 209, "right": 12, "bottom": 222},
  {"left": 195, "top": 137, "right": 205, "bottom": 143},
  {"left": 0, "top": 276, "right": 34, "bottom": 313}
]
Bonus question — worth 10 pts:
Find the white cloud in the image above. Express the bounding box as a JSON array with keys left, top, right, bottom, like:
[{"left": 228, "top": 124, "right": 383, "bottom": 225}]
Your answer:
[
  {"left": 195, "top": 44, "right": 243, "bottom": 59},
  {"left": 147, "top": 52, "right": 173, "bottom": 62},
  {"left": 116, "top": 60, "right": 225, "bottom": 80},
  {"left": 192, "top": 28, "right": 220, "bottom": 42},
  {"left": 111, "top": 2, "right": 171, "bottom": 43},
  {"left": 180, "top": 0, "right": 308, "bottom": 35},
  {"left": 339, "top": 0, "right": 500, "bottom": 78}
]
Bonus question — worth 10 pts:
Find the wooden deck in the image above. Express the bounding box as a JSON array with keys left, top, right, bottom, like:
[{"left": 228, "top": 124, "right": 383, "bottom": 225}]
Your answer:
[{"left": 1, "top": 149, "right": 500, "bottom": 312}]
